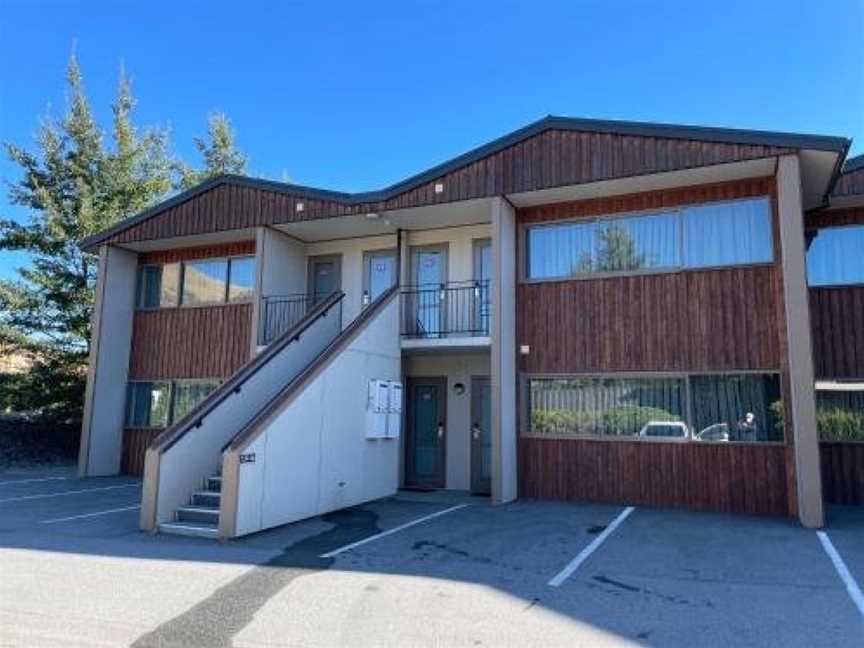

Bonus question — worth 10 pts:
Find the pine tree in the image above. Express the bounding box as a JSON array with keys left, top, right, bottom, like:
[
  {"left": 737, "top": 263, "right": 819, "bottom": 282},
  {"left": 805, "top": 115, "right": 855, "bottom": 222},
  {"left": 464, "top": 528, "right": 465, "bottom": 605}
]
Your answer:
[
  {"left": 176, "top": 112, "right": 247, "bottom": 189},
  {"left": 0, "top": 54, "right": 172, "bottom": 422}
]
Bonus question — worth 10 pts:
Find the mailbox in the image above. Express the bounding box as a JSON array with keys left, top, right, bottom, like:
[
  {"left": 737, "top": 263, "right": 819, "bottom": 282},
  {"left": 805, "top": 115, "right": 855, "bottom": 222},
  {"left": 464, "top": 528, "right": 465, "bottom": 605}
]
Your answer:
[{"left": 366, "top": 379, "right": 403, "bottom": 439}]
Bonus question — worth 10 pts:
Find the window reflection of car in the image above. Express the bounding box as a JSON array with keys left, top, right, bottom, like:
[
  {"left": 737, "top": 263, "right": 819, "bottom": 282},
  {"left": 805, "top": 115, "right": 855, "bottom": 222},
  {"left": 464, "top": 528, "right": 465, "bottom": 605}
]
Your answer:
[
  {"left": 696, "top": 423, "right": 730, "bottom": 442},
  {"left": 638, "top": 421, "right": 690, "bottom": 439}
]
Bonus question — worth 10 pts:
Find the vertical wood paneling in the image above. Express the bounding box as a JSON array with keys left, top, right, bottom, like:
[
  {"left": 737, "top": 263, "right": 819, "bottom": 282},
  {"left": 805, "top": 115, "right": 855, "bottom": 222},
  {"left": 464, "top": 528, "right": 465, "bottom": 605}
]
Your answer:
[
  {"left": 519, "top": 437, "right": 791, "bottom": 516},
  {"left": 810, "top": 286, "right": 864, "bottom": 379},
  {"left": 820, "top": 442, "right": 864, "bottom": 505},
  {"left": 128, "top": 303, "right": 252, "bottom": 379},
  {"left": 120, "top": 428, "right": 160, "bottom": 476}
]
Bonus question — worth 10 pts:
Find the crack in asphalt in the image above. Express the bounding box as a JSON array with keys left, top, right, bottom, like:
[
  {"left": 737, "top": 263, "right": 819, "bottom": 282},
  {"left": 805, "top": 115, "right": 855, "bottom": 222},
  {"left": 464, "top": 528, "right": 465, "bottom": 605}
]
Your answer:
[{"left": 131, "top": 507, "right": 380, "bottom": 648}]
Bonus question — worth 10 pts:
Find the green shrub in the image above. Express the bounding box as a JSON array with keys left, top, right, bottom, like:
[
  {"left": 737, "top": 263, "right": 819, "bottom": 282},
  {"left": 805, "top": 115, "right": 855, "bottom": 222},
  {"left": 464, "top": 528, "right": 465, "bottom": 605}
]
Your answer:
[{"left": 531, "top": 406, "right": 678, "bottom": 437}]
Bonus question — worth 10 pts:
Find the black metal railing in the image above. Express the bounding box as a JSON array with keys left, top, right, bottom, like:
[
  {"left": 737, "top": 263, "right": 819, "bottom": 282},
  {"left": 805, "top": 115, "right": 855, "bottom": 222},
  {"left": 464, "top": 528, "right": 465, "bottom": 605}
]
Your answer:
[
  {"left": 401, "top": 280, "right": 491, "bottom": 339},
  {"left": 260, "top": 293, "right": 336, "bottom": 345}
]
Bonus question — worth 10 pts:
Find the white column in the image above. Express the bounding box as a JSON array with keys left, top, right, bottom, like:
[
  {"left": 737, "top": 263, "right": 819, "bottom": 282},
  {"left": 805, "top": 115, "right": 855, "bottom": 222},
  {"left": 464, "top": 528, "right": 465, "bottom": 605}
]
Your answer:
[
  {"left": 78, "top": 245, "right": 137, "bottom": 476},
  {"left": 490, "top": 197, "right": 518, "bottom": 504},
  {"left": 777, "top": 154, "right": 824, "bottom": 528}
]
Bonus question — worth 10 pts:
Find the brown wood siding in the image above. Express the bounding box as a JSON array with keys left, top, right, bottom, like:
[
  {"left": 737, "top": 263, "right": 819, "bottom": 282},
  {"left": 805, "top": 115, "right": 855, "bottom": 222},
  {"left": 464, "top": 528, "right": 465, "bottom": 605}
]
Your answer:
[
  {"left": 138, "top": 240, "right": 255, "bottom": 265},
  {"left": 810, "top": 286, "right": 864, "bottom": 380},
  {"left": 121, "top": 429, "right": 160, "bottom": 476},
  {"left": 820, "top": 442, "right": 864, "bottom": 505},
  {"left": 518, "top": 266, "right": 781, "bottom": 373},
  {"left": 104, "top": 133, "right": 792, "bottom": 246},
  {"left": 808, "top": 206, "right": 864, "bottom": 230},
  {"left": 128, "top": 303, "right": 252, "bottom": 379},
  {"left": 518, "top": 437, "right": 791, "bottom": 516},
  {"left": 833, "top": 167, "right": 864, "bottom": 197}
]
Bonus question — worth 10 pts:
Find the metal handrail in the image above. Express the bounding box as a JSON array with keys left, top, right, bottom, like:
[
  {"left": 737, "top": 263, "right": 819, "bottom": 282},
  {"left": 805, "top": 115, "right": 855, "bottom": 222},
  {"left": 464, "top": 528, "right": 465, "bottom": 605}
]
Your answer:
[{"left": 400, "top": 279, "right": 491, "bottom": 338}]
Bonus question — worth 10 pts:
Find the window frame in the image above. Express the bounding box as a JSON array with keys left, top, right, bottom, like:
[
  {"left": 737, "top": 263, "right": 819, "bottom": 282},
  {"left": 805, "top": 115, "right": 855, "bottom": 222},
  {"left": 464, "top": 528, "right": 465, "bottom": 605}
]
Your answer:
[
  {"left": 521, "top": 370, "right": 786, "bottom": 445},
  {"left": 135, "top": 254, "right": 256, "bottom": 311},
  {"left": 806, "top": 223, "right": 864, "bottom": 289},
  {"left": 124, "top": 378, "right": 221, "bottom": 429},
  {"left": 520, "top": 196, "right": 775, "bottom": 284}
]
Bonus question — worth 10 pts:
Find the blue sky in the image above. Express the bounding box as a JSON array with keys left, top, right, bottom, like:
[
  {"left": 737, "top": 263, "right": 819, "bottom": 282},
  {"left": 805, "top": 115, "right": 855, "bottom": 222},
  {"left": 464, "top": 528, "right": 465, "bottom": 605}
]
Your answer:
[{"left": 1, "top": 0, "right": 862, "bottom": 280}]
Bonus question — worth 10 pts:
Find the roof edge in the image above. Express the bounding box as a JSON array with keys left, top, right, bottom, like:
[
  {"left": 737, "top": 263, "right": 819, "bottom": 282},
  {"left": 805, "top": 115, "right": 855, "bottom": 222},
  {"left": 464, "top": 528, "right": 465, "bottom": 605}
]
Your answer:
[{"left": 80, "top": 114, "right": 852, "bottom": 251}]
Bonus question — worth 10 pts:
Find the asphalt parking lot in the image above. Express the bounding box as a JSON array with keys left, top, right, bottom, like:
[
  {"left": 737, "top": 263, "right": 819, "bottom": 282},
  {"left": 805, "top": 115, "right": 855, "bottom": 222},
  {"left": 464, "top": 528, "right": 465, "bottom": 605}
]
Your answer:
[{"left": 0, "top": 467, "right": 862, "bottom": 647}]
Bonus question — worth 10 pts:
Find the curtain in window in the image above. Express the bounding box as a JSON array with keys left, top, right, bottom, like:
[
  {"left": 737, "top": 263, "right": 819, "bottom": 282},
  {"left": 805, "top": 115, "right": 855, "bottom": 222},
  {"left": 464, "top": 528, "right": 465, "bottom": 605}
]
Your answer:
[
  {"left": 594, "top": 212, "right": 679, "bottom": 272},
  {"left": 807, "top": 225, "right": 864, "bottom": 286},
  {"left": 527, "top": 221, "right": 594, "bottom": 279},
  {"left": 683, "top": 198, "right": 772, "bottom": 269},
  {"left": 690, "top": 374, "right": 782, "bottom": 442}
]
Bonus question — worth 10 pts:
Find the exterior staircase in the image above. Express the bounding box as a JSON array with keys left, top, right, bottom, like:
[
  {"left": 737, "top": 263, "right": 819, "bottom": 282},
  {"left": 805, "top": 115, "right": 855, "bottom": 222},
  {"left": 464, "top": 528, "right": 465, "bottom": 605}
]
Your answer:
[{"left": 158, "top": 472, "right": 222, "bottom": 538}]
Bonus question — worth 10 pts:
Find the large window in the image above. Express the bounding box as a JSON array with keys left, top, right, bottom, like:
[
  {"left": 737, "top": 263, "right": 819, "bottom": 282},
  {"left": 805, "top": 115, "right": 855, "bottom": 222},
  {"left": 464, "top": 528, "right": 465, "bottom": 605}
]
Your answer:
[
  {"left": 807, "top": 225, "right": 864, "bottom": 287},
  {"left": 527, "top": 373, "right": 783, "bottom": 442},
  {"left": 525, "top": 197, "right": 773, "bottom": 280},
  {"left": 125, "top": 381, "right": 171, "bottom": 428},
  {"left": 135, "top": 255, "right": 255, "bottom": 309},
  {"left": 815, "top": 386, "right": 864, "bottom": 442},
  {"left": 124, "top": 379, "right": 219, "bottom": 428}
]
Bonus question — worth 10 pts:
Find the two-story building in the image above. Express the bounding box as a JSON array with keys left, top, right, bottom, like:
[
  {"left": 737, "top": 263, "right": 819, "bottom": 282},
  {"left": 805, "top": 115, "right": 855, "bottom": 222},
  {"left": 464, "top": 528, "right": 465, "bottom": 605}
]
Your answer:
[{"left": 76, "top": 116, "right": 861, "bottom": 538}]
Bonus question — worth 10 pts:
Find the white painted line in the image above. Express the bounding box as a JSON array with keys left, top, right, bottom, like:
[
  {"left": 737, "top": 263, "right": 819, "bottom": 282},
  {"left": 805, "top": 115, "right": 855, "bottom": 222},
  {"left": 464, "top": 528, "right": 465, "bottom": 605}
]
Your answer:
[
  {"left": 320, "top": 504, "right": 469, "bottom": 558},
  {"left": 0, "top": 476, "right": 69, "bottom": 486},
  {"left": 0, "top": 483, "right": 140, "bottom": 504},
  {"left": 548, "top": 506, "right": 636, "bottom": 587},
  {"left": 40, "top": 504, "right": 141, "bottom": 524},
  {"left": 817, "top": 530, "right": 864, "bottom": 618}
]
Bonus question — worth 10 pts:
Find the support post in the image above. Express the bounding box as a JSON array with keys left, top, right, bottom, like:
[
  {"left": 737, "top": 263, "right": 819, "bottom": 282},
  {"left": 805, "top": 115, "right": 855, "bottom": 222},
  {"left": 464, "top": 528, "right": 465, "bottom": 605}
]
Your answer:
[
  {"left": 777, "top": 154, "right": 824, "bottom": 528},
  {"left": 490, "top": 197, "right": 517, "bottom": 504}
]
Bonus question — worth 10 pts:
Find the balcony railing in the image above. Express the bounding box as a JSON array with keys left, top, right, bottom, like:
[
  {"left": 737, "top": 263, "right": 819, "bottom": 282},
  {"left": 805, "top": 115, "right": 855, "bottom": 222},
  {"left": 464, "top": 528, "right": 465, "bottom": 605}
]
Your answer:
[
  {"left": 401, "top": 280, "right": 491, "bottom": 339},
  {"left": 260, "top": 293, "right": 335, "bottom": 345}
]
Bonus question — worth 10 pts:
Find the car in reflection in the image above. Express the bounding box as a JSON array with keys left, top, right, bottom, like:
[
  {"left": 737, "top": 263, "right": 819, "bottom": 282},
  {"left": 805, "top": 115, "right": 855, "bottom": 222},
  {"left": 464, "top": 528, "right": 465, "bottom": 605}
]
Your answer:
[{"left": 637, "top": 421, "right": 731, "bottom": 442}]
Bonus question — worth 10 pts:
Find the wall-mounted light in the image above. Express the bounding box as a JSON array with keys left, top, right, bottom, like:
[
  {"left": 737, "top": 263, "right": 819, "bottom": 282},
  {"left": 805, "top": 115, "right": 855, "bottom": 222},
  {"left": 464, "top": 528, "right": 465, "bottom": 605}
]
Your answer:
[
  {"left": 453, "top": 382, "right": 466, "bottom": 396},
  {"left": 296, "top": 202, "right": 305, "bottom": 213},
  {"left": 434, "top": 182, "right": 444, "bottom": 194},
  {"left": 520, "top": 345, "right": 530, "bottom": 355}
]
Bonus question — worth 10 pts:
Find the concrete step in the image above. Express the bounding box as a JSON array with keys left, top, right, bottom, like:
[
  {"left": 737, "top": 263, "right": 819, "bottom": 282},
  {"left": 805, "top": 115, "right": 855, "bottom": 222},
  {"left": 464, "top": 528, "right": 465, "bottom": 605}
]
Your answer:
[
  {"left": 176, "top": 506, "right": 220, "bottom": 525},
  {"left": 158, "top": 521, "right": 219, "bottom": 539},
  {"left": 205, "top": 476, "right": 222, "bottom": 492},
  {"left": 191, "top": 490, "right": 221, "bottom": 507}
]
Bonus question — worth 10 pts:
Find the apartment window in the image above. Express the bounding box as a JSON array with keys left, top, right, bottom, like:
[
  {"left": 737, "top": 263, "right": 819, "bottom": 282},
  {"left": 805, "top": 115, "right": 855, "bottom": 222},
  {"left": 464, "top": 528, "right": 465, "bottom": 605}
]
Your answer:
[
  {"left": 181, "top": 259, "right": 229, "bottom": 305},
  {"left": 525, "top": 197, "right": 773, "bottom": 280},
  {"left": 815, "top": 386, "right": 864, "bottom": 442},
  {"left": 527, "top": 372, "right": 783, "bottom": 442},
  {"left": 227, "top": 256, "right": 255, "bottom": 301},
  {"left": 807, "top": 225, "right": 864, "bottom": 286},
  {"left": 125, "top": 381, "right": 171, "bottom": 428},
  {"left": 124, "top": 379, "right": 219, "bottom": 428},
  {"left": 136, "top": 263, "right": 180, "bottom": 308},
  {"left": 528, "top": 376, "right": 686, "bottom": 438},
  {"left": 171, "top": 380, "right": 220, "bottom": 422}
]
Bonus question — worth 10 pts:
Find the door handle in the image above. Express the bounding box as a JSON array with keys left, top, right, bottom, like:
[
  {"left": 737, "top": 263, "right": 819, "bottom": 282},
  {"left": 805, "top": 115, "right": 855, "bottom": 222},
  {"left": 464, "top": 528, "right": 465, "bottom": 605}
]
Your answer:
[
  {"left": 437, "top": 423, "right": 444, "bottom": 439},
  {"left": 471, "top": 423, "right": 481, "bottom": 440}
]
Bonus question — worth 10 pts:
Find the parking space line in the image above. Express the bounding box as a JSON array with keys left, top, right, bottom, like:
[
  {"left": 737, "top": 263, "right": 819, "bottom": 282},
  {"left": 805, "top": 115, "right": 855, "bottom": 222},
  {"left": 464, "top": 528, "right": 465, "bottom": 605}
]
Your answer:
[
  {"left": 320, "top": 504, "right": 469, "bottom": 558},
  {"left": 817, "top": 530, "right": 864, "bottom": 618},
  {"left": 548, "top": 506, "right": 635, "bottom": 587},
  {"left": 0, "top": 476, "right": 69, "bottom": 486},
  {"left": 40, "top": 504, "right": 141, "bottom": 524},
  {"left": 0, "top": 483, "right": 140, "bottom": 504}
]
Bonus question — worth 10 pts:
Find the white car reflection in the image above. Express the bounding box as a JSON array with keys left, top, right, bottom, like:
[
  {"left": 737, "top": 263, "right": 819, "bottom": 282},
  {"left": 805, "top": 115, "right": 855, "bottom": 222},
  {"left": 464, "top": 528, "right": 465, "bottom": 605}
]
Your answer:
[{"left": 637, "top": 421, "right": 731, "bottom": 442}]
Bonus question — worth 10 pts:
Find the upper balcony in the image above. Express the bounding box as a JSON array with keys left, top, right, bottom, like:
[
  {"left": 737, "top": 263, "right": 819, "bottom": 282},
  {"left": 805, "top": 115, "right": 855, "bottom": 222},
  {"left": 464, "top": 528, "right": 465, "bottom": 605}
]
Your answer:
[{"left": 400, "top": 280, "right": 491, "bottom": 351}]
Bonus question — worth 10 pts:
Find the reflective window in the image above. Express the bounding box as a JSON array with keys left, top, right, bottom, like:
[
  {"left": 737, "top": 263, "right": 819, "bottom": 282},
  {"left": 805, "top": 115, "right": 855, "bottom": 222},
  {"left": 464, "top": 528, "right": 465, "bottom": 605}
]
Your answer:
[
  {"left": 181, "top": 259, "right": 228, "bottom": 305},
  {"left": 528, "top": 377, "right": 686, "bottom": 437},
  {"left": 807, "top": 225, "right": 864, "bottom": 286},
  {"left": 527, "top": 373, "right": 784, "bottom": 443},
  {"left": 172, "top": 381, "right": 219, "bottom": 422},
  {"left": 136, "top": 263, "right": 180, "bottom": 308},
  {"left": 816, "top": 387, "right": 864, "bottom": 441},
  {"left": 125, "top": 381, "right": 171, "bottom": 428},
  {"left": 525, "top": 197, "right": 773, "bottom": 280},
  {"left": 683, "top": 198, "right": 773, "bottom": 268},
  {"left": 227, "top": 256, "right": 255, "bottom": 301},
  {"left": 690, "top": 374, "right": 783, "bottom": 442}
]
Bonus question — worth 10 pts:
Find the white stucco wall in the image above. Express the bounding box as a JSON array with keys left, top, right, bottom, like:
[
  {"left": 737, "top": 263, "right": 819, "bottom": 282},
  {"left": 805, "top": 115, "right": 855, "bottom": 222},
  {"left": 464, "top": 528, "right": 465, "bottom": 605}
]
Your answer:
[
  {"left": 259, "top": 227, "right": 307, "bottom": 297},
  {"left": 402, "top": 353, "right": 491, "bottom": 491},
  {"left": 232, "top": 296, "right": 401, "bottom": 537},
  {"left": 78, "top": 245, "right": 137, "bottom": 477}
]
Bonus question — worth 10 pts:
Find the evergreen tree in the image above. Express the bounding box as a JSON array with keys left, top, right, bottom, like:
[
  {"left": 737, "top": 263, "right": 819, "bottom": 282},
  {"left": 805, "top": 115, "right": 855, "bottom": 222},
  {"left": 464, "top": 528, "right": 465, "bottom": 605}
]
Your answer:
[
  {"left": 593, "top": 223, "right": 647, "bottom": 272},
  {"left": 176, "top": 112, "right": 246, "bottom": 189},
  {"left": 0, "top": 54, "right": 172, "bottom": 421}
]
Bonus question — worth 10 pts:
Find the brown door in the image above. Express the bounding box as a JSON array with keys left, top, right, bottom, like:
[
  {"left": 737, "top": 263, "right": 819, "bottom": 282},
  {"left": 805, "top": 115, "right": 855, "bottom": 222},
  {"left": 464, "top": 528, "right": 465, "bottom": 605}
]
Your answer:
[{"left": 405, "top": 377, "right": 447, "bottom": 488}]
